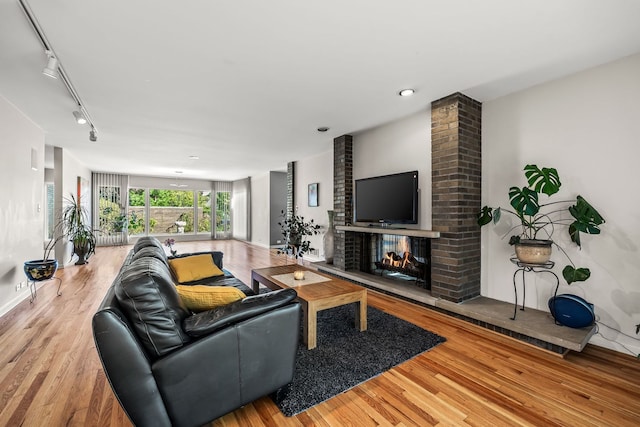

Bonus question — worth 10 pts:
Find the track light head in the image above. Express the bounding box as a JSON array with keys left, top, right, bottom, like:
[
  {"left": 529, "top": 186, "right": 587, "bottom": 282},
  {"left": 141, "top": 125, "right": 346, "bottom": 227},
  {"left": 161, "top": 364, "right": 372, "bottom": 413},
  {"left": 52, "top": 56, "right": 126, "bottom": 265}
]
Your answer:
[
  {"left": 73, "top": 110, "right": 87, "bottom": 124},
  {"left": 89, "top": 128, "right": 97, "bottom": 142},
  {"left": 43, "top": 50, "right": 58, "bottom": 79}
]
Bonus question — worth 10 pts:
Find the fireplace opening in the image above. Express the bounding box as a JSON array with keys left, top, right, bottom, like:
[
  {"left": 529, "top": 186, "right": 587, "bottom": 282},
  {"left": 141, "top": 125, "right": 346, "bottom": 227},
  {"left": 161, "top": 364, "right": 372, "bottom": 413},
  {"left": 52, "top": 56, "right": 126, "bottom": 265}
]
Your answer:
[{"left": 358, "top": 233, "right": 430, "bottom": 290}]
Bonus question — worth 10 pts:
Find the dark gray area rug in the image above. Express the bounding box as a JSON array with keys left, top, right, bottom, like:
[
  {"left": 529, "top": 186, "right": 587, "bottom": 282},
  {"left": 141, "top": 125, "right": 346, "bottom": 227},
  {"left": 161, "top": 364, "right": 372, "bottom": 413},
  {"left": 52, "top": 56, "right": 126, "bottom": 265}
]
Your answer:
[{"left": 271, "top": 303, "right": 446, "bottom": 416}]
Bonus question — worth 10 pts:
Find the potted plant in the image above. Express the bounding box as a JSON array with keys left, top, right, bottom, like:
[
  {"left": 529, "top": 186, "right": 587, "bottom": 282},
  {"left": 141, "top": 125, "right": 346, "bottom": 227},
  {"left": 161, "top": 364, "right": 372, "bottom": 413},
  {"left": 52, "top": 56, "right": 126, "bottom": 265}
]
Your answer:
[
  {"left": 277, "top": 210, "right": 321, "bottom": 261},
  {"left": 61, "top": 193, "right": 97, "bottom": 265},
  {"left": 477, "top": 164, "right": 605, "bottom": 285},
  {"left": 25, "top": 193, "right": 97, "bottom": 279}
]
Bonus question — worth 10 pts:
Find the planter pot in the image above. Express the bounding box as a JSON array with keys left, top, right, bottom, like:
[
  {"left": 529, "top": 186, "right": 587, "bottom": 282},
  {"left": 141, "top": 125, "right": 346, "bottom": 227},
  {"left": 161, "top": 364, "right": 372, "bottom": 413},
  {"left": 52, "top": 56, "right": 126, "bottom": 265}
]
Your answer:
[
  {"left": 514, "top": 239, "right": 552, "bottom": 264},
  {"left": 74, "top": 243, "right": 89, "bottom": 265},
  {"left": 24, "top": 259, "right": 58, "bottom": 281}
]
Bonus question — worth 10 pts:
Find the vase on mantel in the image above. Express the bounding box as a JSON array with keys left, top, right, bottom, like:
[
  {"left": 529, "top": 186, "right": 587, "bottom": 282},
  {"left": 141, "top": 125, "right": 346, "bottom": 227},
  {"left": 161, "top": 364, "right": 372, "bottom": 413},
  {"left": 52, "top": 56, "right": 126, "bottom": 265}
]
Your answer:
[{"left": 323, "top": 210, "right": 335, "bottom": 264}]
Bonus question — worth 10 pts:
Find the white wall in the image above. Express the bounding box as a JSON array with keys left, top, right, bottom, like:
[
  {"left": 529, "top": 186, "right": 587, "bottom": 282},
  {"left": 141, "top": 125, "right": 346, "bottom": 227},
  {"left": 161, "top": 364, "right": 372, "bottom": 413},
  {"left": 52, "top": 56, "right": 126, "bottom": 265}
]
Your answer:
[
  {"left": 294, "top": 150, "right": 333, "bottom": 261},
  {"left": 482, "top": 53, "right": 640, "bottom": 355},
  {"left": 0, "top": 95, "right": 45, "bottom": 316},
  {"left": 232, "top": 178, "right": 250, "bottom": 240},
  {"left": 353, "top": 109, "right": 432, "bottom": 229},
  {"left": 269, "top": 171, "right": 287, "bottom": 245},
  {"left": 250, "top": 173, "right": 270, "bottom": 248}
]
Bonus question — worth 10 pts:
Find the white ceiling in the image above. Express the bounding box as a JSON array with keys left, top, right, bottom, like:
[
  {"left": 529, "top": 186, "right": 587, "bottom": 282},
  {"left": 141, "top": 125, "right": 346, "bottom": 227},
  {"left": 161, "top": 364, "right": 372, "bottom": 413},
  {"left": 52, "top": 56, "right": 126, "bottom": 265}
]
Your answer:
[{"left": 1, "top": 0, "right": 640, "bottom": 181}]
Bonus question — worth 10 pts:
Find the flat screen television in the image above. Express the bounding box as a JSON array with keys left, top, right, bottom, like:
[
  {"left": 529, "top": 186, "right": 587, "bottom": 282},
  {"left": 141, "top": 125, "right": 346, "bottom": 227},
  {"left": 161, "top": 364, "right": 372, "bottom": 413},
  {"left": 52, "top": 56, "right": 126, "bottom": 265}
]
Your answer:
[{"left": 354, "top": 171, "right": 418, "bottom": 225}]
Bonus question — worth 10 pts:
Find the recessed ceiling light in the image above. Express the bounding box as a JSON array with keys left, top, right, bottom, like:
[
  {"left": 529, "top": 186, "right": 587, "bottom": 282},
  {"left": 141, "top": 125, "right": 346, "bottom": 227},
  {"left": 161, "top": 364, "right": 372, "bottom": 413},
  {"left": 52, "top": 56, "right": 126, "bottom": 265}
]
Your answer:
[
  {"left": 175, "top": 170, "right": 183, "bottom": 174},
  {"left": 398, "top": 89, "right": 415, "bottom": 97},
  {"left": 317, "top": 127, "right": 329, "bottom": 132},
  {"left": 188, "top": 155, "right": 200, "bottom": 160}
]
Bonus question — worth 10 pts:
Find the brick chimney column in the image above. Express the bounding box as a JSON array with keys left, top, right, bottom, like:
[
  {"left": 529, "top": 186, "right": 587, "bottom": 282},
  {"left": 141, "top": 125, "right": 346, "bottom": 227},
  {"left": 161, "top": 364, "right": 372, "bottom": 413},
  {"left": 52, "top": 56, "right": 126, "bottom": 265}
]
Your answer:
[
  {"left": 333, "top": 135, "right": 355, "bottom": 271},
  {"left": 431, "top": 93, "right": 482, "bottom": 302}
]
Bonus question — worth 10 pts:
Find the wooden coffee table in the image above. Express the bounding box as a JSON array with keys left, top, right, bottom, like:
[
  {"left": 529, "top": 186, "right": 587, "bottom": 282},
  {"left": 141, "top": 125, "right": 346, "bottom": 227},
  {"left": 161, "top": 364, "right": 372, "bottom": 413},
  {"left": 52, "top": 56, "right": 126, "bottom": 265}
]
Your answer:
[{"left": 251, "top": 265, "right": 367, "bottom": 349}]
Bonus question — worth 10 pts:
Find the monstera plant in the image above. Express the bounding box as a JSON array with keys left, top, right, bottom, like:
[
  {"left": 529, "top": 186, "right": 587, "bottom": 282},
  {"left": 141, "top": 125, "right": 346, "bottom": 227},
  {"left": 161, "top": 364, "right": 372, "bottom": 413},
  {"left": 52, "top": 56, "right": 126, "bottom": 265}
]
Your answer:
[{"left": 477, "top": 164, "right": 605, "bottom": 285}]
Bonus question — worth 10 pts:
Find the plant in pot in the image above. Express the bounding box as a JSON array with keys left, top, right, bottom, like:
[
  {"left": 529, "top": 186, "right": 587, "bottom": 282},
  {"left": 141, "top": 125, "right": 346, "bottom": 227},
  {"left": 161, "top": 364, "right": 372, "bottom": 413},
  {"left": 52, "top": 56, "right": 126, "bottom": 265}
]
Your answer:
[
  {"left": 62, "top": 193, "right": 97, "bottom": 265},
  {"left": 25, "top": 193, "right": 97, "bottom": 280},
  {"left": 277, "top": 210, "right": 321, "bottom": 262},
  {"left": 477, "top": 164, "right": 605, "bottom": 285}
]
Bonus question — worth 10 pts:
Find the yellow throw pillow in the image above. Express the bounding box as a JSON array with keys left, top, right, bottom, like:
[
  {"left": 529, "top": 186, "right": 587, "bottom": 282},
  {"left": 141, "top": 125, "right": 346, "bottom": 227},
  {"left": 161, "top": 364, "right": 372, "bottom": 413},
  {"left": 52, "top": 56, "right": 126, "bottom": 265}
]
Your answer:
[
  {"left": 176, "top": 285, "right": 246, "bottom": 312},
  {"left": 168, "top": 254, "right": 224, "bottom": 283}
]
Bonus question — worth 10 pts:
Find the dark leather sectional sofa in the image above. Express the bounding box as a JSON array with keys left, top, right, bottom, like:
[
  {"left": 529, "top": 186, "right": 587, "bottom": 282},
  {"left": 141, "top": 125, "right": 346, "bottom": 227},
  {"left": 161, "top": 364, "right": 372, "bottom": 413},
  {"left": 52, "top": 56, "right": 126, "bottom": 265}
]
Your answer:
[{"left": 92, "top": 237, "right": 300, "bottom": 427}]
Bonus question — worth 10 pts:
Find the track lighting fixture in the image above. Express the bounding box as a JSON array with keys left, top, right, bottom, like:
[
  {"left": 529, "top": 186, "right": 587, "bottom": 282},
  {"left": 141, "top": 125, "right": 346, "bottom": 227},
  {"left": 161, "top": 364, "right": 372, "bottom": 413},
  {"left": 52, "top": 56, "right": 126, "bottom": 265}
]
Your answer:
[
  {"left": 73, "top": 110, "right": 87, "bottom": 124},
  {"left": 21, "top": 0, "right": 99, "bottom": 141},
  {"left": 42, "top": 50, "right": 58, "bottom": 79}
]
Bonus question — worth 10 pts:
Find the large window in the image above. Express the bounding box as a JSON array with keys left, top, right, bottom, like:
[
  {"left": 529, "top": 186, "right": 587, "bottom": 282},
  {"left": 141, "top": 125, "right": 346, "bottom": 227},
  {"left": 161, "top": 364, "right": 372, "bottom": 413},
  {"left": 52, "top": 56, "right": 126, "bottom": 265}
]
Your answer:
[
  {"left": 148, "top": 189, "right": 194, "bottom": 234},
  {"left": 128, "top": 188, "right": 147, "bottom": 235},
  {"left": 93, "top": 173, "right": 230, "bottom": 242},
  {"left": 197, "top": 191, "right": 212, "bottom": 234},
  {"left": 215, "top": 190, "right": 231, "bottom": 238}
]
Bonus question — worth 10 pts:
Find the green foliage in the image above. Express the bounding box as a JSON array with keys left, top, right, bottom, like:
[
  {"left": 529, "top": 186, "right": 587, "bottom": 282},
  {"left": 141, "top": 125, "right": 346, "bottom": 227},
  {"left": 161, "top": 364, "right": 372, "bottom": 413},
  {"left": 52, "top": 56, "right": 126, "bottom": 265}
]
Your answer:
[
  {"left": 129, "top": 188, "right": 145, "bottom": 206},
  {"left": 277, "top": 210, "right": 321, "bottom": 258},
  {"left": 45, "top": 194, "right": 97, "bottom": 262},
  {"left": 524, "top": 164, "right": 561, "bottom": 196},
  {"left": 477, "top": 164, "right": 605, "bottom": 285},
  {"left": 562, "top": 265, "right": 591, "bottom": 285},
  {"left": 149, "top": 189, "right": 194, "bottom": 207}
]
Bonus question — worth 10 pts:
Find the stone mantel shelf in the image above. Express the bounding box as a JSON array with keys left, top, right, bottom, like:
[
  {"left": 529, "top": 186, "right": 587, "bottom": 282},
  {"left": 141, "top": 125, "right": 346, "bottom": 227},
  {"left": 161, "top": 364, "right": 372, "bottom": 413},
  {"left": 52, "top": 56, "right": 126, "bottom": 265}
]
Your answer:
[{"left": 336, "top": 225, "right": 440, "bottom": 239}]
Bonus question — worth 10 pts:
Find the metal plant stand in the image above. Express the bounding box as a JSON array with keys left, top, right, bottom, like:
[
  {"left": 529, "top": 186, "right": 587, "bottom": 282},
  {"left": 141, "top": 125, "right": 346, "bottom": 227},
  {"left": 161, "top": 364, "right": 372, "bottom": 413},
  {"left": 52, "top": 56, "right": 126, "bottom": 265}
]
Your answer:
[
  {"left": 28, "top": 277, "right": 62, "bottom": 303},
  {"left": 510, "top": 257, "right": 559, "bottom": 320}
]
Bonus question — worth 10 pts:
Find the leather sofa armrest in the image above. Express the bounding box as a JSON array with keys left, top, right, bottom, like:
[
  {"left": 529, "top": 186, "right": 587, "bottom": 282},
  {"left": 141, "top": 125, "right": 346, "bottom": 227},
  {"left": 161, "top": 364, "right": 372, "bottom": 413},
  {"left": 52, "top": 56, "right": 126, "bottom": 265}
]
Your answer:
[{"left": 183, "top": 288, "right": 298, "bottom": 338}]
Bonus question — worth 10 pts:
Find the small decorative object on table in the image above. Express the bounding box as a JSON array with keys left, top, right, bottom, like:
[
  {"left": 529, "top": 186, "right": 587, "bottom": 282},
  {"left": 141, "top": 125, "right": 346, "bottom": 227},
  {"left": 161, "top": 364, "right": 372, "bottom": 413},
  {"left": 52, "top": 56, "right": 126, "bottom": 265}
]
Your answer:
[
  {"left": 164, "top": 238, "right": 177, "bottom": 256},
  {"left": 293, "top": 270, "right": 305, "bottom": 280}
]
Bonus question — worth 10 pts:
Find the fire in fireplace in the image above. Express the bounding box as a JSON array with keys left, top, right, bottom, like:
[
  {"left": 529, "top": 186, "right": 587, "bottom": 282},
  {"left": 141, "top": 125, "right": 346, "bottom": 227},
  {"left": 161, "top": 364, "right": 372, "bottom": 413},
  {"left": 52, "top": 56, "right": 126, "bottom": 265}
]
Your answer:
[{"left": 372, "top": 235, "right": 430, "bottom": 289}]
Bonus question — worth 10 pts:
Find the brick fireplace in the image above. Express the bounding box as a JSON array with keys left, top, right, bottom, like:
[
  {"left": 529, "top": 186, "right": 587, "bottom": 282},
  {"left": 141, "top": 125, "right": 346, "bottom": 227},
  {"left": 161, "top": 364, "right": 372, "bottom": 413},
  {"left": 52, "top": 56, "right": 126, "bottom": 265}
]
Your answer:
[{"left": 332, "top": 92, "right": 482, "bottom": 303}]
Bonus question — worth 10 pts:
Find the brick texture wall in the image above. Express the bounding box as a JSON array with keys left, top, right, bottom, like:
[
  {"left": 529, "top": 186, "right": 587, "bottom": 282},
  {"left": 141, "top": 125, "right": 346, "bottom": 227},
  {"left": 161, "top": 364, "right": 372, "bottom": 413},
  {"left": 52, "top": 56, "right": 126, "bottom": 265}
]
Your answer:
[
  {"left": 431, "top": 92, "right": 482, "bottom": 302},
  {"left": 333, "top": 135, "right": 355, "bottom": 270},
  {"left": 286, "top": 161, "right": 295, "bottom": 219}
]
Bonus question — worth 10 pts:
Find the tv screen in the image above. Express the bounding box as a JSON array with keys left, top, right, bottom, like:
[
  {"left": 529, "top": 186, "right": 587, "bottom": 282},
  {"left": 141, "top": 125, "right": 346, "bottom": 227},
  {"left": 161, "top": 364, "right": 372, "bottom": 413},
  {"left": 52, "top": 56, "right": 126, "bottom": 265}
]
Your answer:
[{"left": 354, "top": 171, "right": 418, "bottom": 224}]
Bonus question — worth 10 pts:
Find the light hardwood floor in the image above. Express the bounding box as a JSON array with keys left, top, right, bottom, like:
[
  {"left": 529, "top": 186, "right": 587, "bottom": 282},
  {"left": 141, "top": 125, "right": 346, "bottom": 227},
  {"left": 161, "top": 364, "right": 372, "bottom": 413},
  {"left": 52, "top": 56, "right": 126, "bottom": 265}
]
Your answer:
[{"left": 1, "top": 240, "right": 639, "bottom": 426}]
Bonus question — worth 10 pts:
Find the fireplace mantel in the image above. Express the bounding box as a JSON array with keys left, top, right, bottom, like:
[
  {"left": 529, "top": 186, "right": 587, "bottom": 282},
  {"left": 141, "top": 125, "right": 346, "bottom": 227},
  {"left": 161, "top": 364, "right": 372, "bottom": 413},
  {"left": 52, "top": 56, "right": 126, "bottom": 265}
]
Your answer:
[{"left": 336, "top": 225, "right": 440, "bottom": 239}]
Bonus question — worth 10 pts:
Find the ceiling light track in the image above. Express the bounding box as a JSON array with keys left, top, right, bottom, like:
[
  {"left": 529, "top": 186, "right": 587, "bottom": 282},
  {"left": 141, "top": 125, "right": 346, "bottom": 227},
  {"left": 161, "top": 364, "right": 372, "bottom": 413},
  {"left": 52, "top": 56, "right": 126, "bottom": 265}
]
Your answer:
[{"left": 18, "top": 0, "right": 99, "bottom": 142}]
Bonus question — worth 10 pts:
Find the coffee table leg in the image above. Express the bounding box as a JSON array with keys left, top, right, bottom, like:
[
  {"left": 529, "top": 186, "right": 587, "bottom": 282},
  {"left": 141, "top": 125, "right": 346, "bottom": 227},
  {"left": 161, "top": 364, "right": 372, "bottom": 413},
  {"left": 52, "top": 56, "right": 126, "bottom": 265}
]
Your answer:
[
  {"left": 302, "top": 302, "right": 317, "bottom": 350},
  {"left": 251, "top": 275, "right": 259, "bottom": 294},
  {"left": 356, "top": 299, "right": 367, "bottom": 332},
  {"left": 356, "top": 293, "right": 367, "bottom": 332}
]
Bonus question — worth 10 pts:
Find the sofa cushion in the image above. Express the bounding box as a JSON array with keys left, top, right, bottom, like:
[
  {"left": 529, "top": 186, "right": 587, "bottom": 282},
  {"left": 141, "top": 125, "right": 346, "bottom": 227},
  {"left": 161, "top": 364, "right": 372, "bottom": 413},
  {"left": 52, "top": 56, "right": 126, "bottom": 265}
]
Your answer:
[
  {"left": 176, "top": 285, "right": 246, "bottom": 312},
  {"left": 115, "top": 256, "right": 191, "bottom": 358},
  {"left": 168, "top": 254, "right": 225, "bottom": 283},
  {"left": 170, "top": 251, "right": 224, "bottom": 270}
]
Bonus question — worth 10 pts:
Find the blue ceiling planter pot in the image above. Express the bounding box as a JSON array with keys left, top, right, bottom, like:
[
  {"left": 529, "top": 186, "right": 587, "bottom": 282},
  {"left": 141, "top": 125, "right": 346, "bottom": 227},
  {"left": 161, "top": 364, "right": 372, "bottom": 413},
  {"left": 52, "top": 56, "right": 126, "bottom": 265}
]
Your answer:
[{"left": 24, "top": 259, "right": 58, "bottom": 282}]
